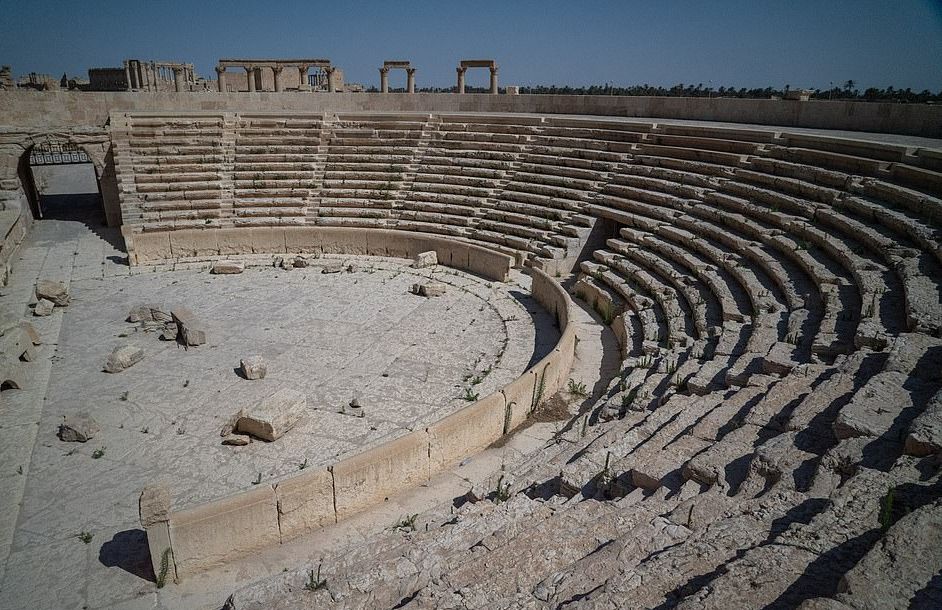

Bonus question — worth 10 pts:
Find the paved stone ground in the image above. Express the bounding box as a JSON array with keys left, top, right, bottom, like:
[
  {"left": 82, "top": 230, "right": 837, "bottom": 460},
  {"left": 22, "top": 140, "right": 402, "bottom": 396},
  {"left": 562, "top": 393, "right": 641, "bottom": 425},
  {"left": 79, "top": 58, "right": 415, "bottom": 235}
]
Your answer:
[{"left": 0, "top": 192, "right": 557, "bottom": 609}]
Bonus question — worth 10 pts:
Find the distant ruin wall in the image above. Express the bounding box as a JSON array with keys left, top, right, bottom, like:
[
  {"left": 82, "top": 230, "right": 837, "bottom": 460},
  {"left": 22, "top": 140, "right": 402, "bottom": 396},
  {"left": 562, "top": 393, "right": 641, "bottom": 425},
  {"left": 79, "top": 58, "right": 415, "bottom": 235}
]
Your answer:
[{"left": 2, "top": 91, "right": 940, "bottom": 137}]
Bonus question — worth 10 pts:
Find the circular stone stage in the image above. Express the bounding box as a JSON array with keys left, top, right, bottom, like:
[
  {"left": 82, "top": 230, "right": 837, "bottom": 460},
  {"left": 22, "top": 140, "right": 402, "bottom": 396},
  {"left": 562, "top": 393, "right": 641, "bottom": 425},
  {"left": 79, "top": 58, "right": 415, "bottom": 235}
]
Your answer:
[{"left": 25, "top": 254, "right": 557, "bottom": 534}]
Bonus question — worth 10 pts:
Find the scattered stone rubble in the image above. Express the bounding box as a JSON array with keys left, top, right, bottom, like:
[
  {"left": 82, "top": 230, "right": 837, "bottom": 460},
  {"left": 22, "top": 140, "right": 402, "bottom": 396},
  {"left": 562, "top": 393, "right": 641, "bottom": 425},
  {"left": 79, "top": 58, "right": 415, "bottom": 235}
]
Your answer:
[
  {"left": 104, "top": 344, "right": 144, "bottom": 373},
  {"left": 413, "top": 250, "right": 438, "bottom": 268},
  {"left": 239, "top": 356, "right": 267, "bottom": 380},
  {"left": 211, "top": 261, "right": 244, "bottom": 275},
  {"left": 35, "top": 280, "right": 70, "bottom": 306},
  {"left": 224, "top": 389, "right": 306, "bottom": 442},
  {"left": 58, "top": 413, "right": 99, "bottom": 442},
  {"left": 170, "top": 307, "right": 206, "bottom": 346},
  {"left": 412, "top": 281, "right": 447, "bottom": 297}
]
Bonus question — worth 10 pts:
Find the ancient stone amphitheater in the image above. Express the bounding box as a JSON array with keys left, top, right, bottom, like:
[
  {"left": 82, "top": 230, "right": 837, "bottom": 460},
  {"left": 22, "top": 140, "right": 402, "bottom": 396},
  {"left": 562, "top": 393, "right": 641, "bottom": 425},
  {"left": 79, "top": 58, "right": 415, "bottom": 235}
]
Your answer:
[{"left": 1, "top": 93, "right": 941, "bottom": 610}]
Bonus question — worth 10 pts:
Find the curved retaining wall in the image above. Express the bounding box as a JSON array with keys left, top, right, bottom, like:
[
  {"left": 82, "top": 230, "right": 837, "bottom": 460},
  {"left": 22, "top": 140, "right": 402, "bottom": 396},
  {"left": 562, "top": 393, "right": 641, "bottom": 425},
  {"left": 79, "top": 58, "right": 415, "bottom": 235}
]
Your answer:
[
  {"left": 125, "top": 226, "right": 515, "bottom": 282},
  {"left": 141, "top": 266, "right": 576, "bottom": 580}
]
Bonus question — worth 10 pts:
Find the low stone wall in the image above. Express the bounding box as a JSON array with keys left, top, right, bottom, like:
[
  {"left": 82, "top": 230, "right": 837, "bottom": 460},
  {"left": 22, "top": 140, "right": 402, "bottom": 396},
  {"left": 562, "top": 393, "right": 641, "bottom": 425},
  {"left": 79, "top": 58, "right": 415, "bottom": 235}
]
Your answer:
[
  {"left": 2, "top": 91, "right": 941, "bottom": 137},
  {"left": 140, "top": 267, "right": 575, "bottom": 580},
  {"left": 0, "top": 199, "right": 32, "bottom": 285},
  {"left": 125, "top": 226, "right": 514, "bottom": 282}
]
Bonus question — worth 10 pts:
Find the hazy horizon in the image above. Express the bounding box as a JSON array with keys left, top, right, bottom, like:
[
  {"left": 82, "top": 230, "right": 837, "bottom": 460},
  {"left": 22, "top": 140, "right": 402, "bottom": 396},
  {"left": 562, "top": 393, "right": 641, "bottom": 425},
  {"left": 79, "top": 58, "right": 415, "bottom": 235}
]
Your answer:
[{"left": 2, "top": 0, "right": 941, "bottom": 92}]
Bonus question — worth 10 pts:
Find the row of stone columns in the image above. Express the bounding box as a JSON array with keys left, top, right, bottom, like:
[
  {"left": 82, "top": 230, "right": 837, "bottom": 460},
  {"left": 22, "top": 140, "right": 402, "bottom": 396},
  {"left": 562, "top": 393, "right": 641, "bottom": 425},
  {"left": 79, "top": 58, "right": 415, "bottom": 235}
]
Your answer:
[
  {"left": 124, "top": 61, "right": 192, "bottom": 92},
  {"left": 216, "top": 64, "right": 337, "bottom": 93},
  {"left": 379, "top": 67, "right": 416, "bottom": 93},
  {"left": 457, "top": 66, "right": 499, "bottom": 94}
]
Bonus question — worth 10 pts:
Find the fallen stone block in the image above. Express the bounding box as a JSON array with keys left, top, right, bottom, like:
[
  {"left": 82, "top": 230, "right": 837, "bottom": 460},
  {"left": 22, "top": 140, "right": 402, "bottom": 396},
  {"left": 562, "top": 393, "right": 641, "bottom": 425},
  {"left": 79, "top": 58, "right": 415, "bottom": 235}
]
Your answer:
[
  {"left": 171, "top": 308, "right": 206, "bottom": 346},
  {"left": 211, "top": 261, "right": 245, "bottom": 275},
  {"left": 413, "top": 250, "right": 438, "bottom": 268},
  {"left": 239, "top": 356, "right": 267, "bottom": 380},
  {"left": 412, "top": 281, "right": 447, "bottom": 297},
  {"left": 321, "top": 262, "right": 343, "bottom": 274},
  {"left": 235, "top": 388, "right": 306, "bottom": 441},
  {"left": 35, "top": 279, "right": 70, "bottom": 306},
  {"left": 105, "top": 345, "right": 144, "bottom": 373},
  {"left": 58, "top": 413, "right": 100, "bottom": 442},
  {"left": 159, "top": 323, "right": 178, "bottom": 341},
  {"left": 292, "top": 256, "right": 309, "bottom": 268},
  {"left": 127, "top": 304, "right": 170, "bottom": 323},
  {"left": 19, "top": 322, "right": 41, "bottom": 345},
  {"left": 33, "top": 298, "right": 55, "bottom": 317}
]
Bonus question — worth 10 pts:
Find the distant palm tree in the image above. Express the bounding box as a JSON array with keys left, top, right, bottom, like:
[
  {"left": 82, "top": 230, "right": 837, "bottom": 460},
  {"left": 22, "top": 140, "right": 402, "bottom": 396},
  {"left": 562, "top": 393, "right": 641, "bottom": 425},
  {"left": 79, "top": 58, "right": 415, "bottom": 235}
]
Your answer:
[{"left": 844, "top": 80, "right": 856, "bottom": 91}]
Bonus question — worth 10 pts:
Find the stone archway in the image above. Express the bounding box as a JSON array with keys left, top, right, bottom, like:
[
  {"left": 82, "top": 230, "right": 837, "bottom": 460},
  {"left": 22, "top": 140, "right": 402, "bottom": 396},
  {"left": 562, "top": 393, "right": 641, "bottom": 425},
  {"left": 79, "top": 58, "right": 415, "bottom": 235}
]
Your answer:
[
  {"left": 379, "top": 61, "right": 416, "bottom": 93},
  {"left": 456, "top": 59, "right": 498, "bottom": 94}
]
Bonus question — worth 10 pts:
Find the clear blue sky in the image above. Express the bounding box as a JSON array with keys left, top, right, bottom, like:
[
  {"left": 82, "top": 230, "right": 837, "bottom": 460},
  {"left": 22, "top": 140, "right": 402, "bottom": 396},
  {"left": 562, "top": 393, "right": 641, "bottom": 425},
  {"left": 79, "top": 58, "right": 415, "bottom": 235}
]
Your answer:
[{"left": 2, "top": 0, "right": 941, "bottom": 91}]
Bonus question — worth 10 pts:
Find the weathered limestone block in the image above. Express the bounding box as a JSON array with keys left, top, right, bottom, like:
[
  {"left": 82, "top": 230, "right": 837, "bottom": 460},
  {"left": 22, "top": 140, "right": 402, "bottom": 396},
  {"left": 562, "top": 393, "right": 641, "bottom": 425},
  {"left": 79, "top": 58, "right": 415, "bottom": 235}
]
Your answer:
[
  {"left": 412, "top": 281, "right": 447, "bottom": 298},
  {"left": 236, "top": 388, "right": 305, "bottom": 441},
  {"left": 211, "top": 261, "right": 244, "bottom": 275},
  {"left": 19, "top": 321, "right": 40, "bottom": 345},
  {"left": 127, "top": 303, "right": 170, "bottom": 323},
  {"left": 139, "top": 484, "right": 177, "bottom": 585},
  {"left": 904, "top": 390, "right": 942, "bottom": 457},
  {"left": 35, "top": 279, "right": 70, "bottom": 306},
  {"left": 171, "top": 307, "right": 206, "bottom": 346},
  {"left": 239, "top": 356, "right": 267, "bottom": 380},
  {"left": 58, "top": 413, "right": 99, "bottom": 442},
  {"left": 832, "top": 371, "right": 915, "bottom": 440},
  {"left": 292, "top": 256, "right": 309, "bottom": 268},
  {"left": 836, "top": 498, "right": 942, "bottom": 610},
  {"left": 33, "top": 298, "right": 55, "bottom": 317},
  {"left": 274, "top": 468, "right": 336, "bottom": 541},
  {"left": 412, "top": 250, "right": 438, "bottom": 268},
  {"left": 104, "top": 344, "right": 144, "bottom": 373},
  {"left": 321, "top": 262, "right": 344, "bottom": 274}
]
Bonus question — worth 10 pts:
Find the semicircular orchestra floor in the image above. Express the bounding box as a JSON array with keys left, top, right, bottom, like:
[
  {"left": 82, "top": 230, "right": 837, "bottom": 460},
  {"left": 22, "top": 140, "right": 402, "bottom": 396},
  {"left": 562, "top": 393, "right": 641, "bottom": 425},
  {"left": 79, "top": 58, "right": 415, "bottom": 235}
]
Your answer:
[{"left": 0, "top": 216, "right": 558, "bottom": 608}]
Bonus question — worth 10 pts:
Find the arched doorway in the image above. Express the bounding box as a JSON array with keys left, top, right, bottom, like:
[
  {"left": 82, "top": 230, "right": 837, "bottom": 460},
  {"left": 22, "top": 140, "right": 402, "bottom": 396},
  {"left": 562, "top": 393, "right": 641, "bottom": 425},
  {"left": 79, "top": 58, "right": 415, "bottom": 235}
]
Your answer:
[{"left": 21, "top": 137, "right": 105, "bottom": 225}]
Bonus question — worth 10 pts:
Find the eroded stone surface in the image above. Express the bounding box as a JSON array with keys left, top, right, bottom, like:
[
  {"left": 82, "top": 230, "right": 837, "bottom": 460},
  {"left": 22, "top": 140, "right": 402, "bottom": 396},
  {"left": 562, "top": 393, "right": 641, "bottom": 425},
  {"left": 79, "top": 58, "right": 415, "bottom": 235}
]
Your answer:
[{"left": 103, "top": 344, "right": 144, "bottom": 373}]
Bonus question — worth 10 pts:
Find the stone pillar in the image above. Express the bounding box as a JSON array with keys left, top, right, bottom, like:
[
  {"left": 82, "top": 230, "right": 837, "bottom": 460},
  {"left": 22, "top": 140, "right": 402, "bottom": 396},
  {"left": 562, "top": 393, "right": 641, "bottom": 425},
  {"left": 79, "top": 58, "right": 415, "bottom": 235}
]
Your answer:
[
  {"left": 173, "top": 67, "right": 184, "bottom": 92},
  {"left": 216, "top": 66, "right": 226, "bottom": 92},
  {"left": 298, "top": 65, "right": 309, "bottom": 90},
  {"left": 406, "top": 68, "right": 416, "bottom": 93},
  {"left": 457, "top": 67, "right": 466, "bottom": 94},
  {"left": 140, "top": 484, "right": 177, "bottom": 585},
  {"left": 379, "top": 67, "right": 389, "bottom": 93},
  {"left": 489, "top": 67, "right": 499, "bottom": 94},
  {"left": 273, "top": 65, "right": 284, "bottom": 92},
  {"left": 326, "top": 67, "right": 337, "bottom": 93},
  {"left": 245, "top": 66, "right": 256, "bottom": 92},
  {"left": 123, "top": 61, "right": 132, "bottom": 91}
]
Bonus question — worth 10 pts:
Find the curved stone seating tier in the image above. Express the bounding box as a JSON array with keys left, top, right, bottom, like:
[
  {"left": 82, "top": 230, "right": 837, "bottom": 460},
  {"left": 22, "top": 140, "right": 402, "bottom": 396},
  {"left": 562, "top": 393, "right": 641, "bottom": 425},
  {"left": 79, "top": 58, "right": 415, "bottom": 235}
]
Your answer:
[{"left": 102, "top": 112, "right": 942, "bottom": 589}]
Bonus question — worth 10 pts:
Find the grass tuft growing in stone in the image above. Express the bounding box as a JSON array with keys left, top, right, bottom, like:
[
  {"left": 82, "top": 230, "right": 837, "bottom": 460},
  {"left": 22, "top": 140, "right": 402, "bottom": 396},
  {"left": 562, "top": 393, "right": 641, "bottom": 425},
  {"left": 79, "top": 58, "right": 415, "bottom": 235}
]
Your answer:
[
  {"left": 567, "top": 378, "right": 588, "bottom": 397},
  {"left": 305, "top": 563, "right": 328, "bottom": 592},
  {"left": 77, "top": 531, "right": 93, "bottom": 544}
]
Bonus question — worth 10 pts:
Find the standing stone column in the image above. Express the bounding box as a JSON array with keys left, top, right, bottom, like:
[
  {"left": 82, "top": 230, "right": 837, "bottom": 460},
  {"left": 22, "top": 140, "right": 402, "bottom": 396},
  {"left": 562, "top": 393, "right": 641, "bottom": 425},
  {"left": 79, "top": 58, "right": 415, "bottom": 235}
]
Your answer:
[
  {"left": 489, "top": 67, "right": 499, "bottom": 94},
  {"left": 457, "top": 67, "right": 466, "bottom": 94},
  {"left": 406, "top": 68, "right": 416, "bottom": 93},
  {"left": 273, "top": 65, "right": 284, "bottom": 92},
  {"left": 326, "top": 67, "right": 337, "bottom": 93},
  {"left": 123, "top": 61, "right": 132, "bottom": 91},
  {"left": 379, "top": 67, "right": 389, "bottom": 93},
  {"left": 216, "top": 66, "right": 226, "bottom": 92},
  {"left": 172, "top": 67, "right": 184, "bottom": 92},
  {"left": 245, "top": 66, "right": 256, "bottom": 92},
  {"left": 298, "top": 65, "right": 309, "bottom": 90}
]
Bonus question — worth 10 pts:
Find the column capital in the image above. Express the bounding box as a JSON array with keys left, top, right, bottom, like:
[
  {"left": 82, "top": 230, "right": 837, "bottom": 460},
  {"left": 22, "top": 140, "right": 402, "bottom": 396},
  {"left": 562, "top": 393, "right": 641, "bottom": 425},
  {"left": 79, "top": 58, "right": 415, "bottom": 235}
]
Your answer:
[
  {"left": 490, "top": 66, "right": 499, "bottom": 74},
  {"left": 457, "top": 66, "right": 466, "bottom": 75},
  {"left": 272, "top": 65, "right": 284, "bottom": 73},
  {"left": 215, "top": 65, "right": 225, "bottom": 75},
  {"left": 406, "top": 68, "right": 416, "bottom": 76},
  {"left": 379, "top": 66, "right": 390, "bottom": 75},
  {"left": 244, "top": 65, "right": 255, "bottom": 73}
]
